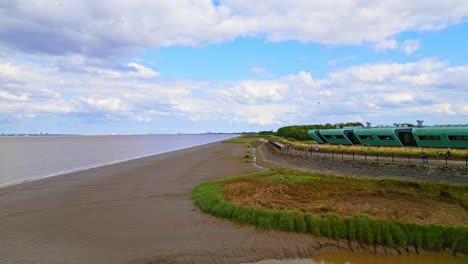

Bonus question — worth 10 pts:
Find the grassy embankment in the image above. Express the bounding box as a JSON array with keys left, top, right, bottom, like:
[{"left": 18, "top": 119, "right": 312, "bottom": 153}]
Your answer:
[
  {"left": 193, "top": 169, "right": 468, "bottom": 253},
  {"left": 265, "top": 135, "right": 468, "bottom": 157},
  {"left": 222, "top": 136, "right": 260, "bottom": 163}
]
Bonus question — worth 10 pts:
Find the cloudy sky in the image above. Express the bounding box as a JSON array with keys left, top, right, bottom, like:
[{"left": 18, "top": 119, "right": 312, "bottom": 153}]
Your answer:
[{"left": 1, "top": 1, "right": 468, "bottom": 134}]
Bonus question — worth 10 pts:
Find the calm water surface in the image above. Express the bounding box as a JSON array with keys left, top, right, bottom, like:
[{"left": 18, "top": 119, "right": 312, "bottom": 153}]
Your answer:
[
  {"left": 245, "top": 252, "right": 465, "bottom": 264},
  {"left": 0, "top": 134, "right": 236, "bottom": 187}
]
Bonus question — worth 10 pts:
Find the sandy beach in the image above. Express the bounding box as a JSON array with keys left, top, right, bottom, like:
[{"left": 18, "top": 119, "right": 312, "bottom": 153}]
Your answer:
[{"left": 0, "top": 141, "right": 348, "bottom": 264}]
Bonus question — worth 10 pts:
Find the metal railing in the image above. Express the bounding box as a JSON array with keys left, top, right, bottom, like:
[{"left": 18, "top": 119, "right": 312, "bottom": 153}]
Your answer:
[{"left": 273, "top": 143, "right": 468, "bottom": 167}]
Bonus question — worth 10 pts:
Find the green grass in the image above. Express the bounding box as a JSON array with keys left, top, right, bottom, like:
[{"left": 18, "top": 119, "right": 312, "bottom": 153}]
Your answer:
[
  {"left": 268, "top": 135, "right": 468, "bottom": 157},
  {"left": 192, "top": 170, "right": 468, "bottom": 253},
  {"left": 317, "top": 145, "right": 468, "bottom": 157},
  {"left": 265, "top": 135, "right": 317, "bottom": 148},
  {"left": 222, "top": 136, "right": 259, "bottom": 144},
  {"left": 253, "top": 169, "right": 468, "bottom": 210}
]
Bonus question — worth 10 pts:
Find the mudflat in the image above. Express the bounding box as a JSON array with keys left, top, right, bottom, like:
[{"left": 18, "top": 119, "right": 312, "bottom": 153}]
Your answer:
[{"left": 0, "top": 142, "right": 343, "bottom": 264}]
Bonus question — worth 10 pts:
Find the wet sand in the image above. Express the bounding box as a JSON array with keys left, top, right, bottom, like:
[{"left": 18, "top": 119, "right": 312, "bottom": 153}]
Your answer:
[
  {"left": 1, "top": 141, "right": 465, "bottom": 263},
  {"left": 0, "top": 141, "right": 348, "bottom": 264}
]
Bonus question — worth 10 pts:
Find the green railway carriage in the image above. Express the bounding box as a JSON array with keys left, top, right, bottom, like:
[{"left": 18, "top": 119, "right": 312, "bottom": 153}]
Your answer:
[
  {"left": 353, "top": 127, "right": 416, "bottom": 147},
  {"left": 308, "top": 130, "right": 326, "bottom": 144},
  {"left": 317, "top": 129, "right": 353, "bottom": 145},
  {"left": 307, "top": 125, "right": 467, "bottom": 148},
  {"left": 412, "top": 126, "right": 468, "bottom": 148}
]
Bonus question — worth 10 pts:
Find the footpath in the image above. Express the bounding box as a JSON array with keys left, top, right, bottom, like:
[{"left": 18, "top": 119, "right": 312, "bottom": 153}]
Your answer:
[{"left": 256, "top": 142, "right": 468, "bottom": 184}]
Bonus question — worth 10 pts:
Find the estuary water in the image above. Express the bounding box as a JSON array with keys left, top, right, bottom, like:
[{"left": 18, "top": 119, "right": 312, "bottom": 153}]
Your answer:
[{"left": 0, "top": 134, "right": 237, "bottom": 187}]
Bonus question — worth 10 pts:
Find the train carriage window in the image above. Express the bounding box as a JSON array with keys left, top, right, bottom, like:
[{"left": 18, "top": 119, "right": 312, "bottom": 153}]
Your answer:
[
  {"left": 448, "top": 135, "right": 468, "bottom": 141},
  {"left": 335, "top": 135, "right": 344, "bottom": 139},
  {"left": 359, "top": 135, "right": 373, "bottom": 140},
  {"left": 324, "top": 135, "right": 332, "bottom": 139},
  {"left": 418, "top": 135, "right": 441, "bottom": 140},
  {"left": 377, "top": 135, "right": 394, "bottom": 140}
]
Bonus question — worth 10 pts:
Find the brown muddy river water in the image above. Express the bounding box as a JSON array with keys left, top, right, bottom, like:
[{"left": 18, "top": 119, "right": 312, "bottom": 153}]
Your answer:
[{"left": 245, "top": 252, "right": 466, "bottom": 264}]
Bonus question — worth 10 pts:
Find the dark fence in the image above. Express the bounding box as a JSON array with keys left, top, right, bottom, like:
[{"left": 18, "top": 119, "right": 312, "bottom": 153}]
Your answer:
[
  {"left": 268, "top": 140, "right": 283, "bottom": 151},
  {"left": 275, "top": 144, "right": 468, "bottom": 167}
]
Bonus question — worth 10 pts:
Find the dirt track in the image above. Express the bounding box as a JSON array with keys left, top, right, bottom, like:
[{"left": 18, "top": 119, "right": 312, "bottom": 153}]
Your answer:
[{"left": 0, "top": 141, "right": 367, "bottom": 264}]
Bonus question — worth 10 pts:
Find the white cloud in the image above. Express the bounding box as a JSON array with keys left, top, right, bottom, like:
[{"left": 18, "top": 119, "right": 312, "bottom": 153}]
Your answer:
[
  {"left": 78, "top": 97, "right": 130, "bottom": 112},
  {"left": 0, "top": 91, "right": 30, "bottom": 101},
  {"left": 373, "top": 39, "right": 422, "bottom": 54},
  {"left": 329, "top": 59, "right": 447, "bottom": 84},
  {"left": 397, "top": 73, "right": 437, "bottom": 86},
  {"left": 233, "top": 104, "right": 298, "bottom": 126},
  {"left": 135, "top": 116, "right": 153, "bottom": 122},
  {"left": 1, "top": 0, "right": 467, "bottom": 57},
  {"left": 401, "top": 39, "right": 421, "bottom": 54},
  {"left": 383, "top": 93, "right": 414, "bottom": 104},
  {"left": 127, "top": 63, "right": 160, "bottom": 79},
  {"left": 373, "top": 39, "right": 398, "bottom": 52},
  {"left": 460, "top": 104, "right": 468, "bottom": 115},
  {"left": 226, "top": 80, "right": 288, "bottom": 104},
  {"left": 1, "top": 57, "right": 467, "bottom": 126},
  {"left": 431, "top": 103, "right": 456, "bottom": 115}
]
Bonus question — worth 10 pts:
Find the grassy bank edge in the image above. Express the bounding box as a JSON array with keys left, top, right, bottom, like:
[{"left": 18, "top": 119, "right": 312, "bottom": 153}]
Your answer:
[
  {"left": 192, "top": 170, "right": 468, "bottom": 254},
  {"left": 264, "top": 135, "right": 468, "bottom": 157}
]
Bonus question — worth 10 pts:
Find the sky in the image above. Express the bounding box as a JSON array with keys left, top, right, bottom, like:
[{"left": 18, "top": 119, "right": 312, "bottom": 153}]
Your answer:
[{"left": 1, "top": 1, "right": 468, "bottom": 134}]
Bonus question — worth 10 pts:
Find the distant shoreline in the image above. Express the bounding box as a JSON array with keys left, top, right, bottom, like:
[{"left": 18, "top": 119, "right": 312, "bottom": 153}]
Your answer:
[
  {"left": 0, "top": 134, "right": 238, "bottom": 189},
  {"left": 0, "top": 132, "right": 238, "bottom": 137}
]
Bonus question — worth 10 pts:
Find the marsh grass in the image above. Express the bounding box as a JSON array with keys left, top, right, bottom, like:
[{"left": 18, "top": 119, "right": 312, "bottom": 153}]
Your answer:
[
  {"left": 192, "top": 169, "right": 468, "bottom": 253},
  {"left": 254, "top": 169, "right": 468, "bottom": 210}
]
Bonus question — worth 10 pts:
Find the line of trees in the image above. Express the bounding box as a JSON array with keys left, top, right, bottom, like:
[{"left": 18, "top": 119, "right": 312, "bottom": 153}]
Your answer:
[{"left": 275, "top": 122, "right": 364, "bottom": 141}]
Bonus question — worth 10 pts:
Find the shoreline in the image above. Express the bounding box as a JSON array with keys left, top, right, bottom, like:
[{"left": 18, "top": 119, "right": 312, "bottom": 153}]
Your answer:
[
  {"left": 1, "top": 140, "right": 465, "bottom": 263},
  {"left": 0, "top": 141, "right": 265, "bottom": 263},
  {"left": 0, "top": 136, "right": 237, "bottom": 189}
]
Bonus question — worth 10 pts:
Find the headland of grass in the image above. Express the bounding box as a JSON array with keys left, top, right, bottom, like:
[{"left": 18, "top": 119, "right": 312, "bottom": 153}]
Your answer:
[{"left": 192, "top": 169, "right": 468, "bottom": 254}]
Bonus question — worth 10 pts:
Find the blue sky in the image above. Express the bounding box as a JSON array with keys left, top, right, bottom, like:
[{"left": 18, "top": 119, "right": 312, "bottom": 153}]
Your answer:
[{"left": 1, "top": 1, "right": 467, "bottom": 134}]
